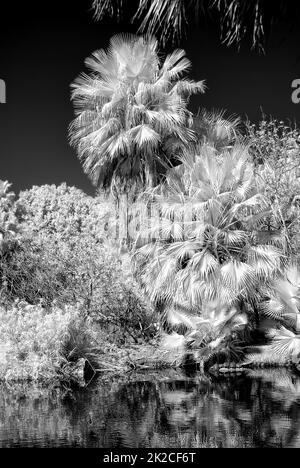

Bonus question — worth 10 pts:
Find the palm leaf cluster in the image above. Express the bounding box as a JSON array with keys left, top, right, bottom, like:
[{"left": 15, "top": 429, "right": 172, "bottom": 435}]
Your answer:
[
  {"left": 134, "top": 143, "right": 286, "bottom": 312},
  {"left": 69, "top": 34, "right": 205, "bottom": 194},
  {"left": 251, "top": 266, "right": 300, "bottom": 363},
  {"left": 92, "top": 0, "right": 298, "bottom": 52},
  {"left": 132, "top": 142, "right": 293, "bottom": 360},
  {"left": 193, "top": 109, "right": 241, "bottom": 150},
  {"left": 186, "top": 303, "right": 249, "bottom": 364}
]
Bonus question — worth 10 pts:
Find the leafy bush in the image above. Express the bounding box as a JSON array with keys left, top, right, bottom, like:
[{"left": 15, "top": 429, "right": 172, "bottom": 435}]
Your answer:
[
  {"left": 0, "top": 302, "right": 76, "bottom": 381},
  {"left": 0, "top": 302, "right": 133, "bottom": 382},
  {"left": 0, "top": 180, "right": 21, "bottom": 293},
  {"left": 0, "top": 180, "right": 17, "bottom": 225},
  {"left": 0, "top": 235, "right": 156, "bottom": 344},
  {"left": 247, "top": 117, "right": 300, "bottom": 167},
  {"left": 247, "top": 118, "right": 300, "bottom": 256},
  {"left": 15, "top": 183, "right": 112, "bottom": 243},
  {"left": 0, "top": 181, "right": 155, "bottom": 344}
]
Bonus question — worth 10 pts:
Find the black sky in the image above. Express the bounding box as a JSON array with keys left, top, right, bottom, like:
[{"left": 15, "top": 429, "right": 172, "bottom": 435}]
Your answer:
[{"left": 0, "top": 0, "right": 300, "bottom": 196}]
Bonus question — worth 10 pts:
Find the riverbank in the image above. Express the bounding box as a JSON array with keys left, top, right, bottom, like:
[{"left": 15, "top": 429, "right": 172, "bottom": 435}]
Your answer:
[
  {"left": 1, "top": 302, "right": 300, "bottom": 385},
  {"left": 0, "top": 303, "right": 156, "bottom": 384},
  {"left": 0, "top": 333, "right": 180, "bottom": 385},
  {"left": 2, "top": 336, "right": 299, "bottom": 386}
]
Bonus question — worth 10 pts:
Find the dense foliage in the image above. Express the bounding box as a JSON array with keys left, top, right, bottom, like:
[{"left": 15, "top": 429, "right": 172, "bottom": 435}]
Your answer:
[
  {"left": 0, "top": 303, "right": 133, "bottom": 381},
  {"left": 133, "top": 137, "right": 300, "bottom": 365},
  {"left": 134, "top": 143, "right": 285, "bottom": 311},
  {"left": 0, "top": 303, "right": 79, "bottom": 381},
  {"left": 247, "top": 118, "right": 300, "bottom": 257},
  {"left": 0, "top": 183, "right": 156, "bottom": 362},
  {"left": 15, "top": 183, "right": 112, "bottom": 243},
  {"left": 2, "top": 33, "right": 300, "bottom": 382},
  {"left": 0, "top": 181, "right": 18, "bottom": 252}
]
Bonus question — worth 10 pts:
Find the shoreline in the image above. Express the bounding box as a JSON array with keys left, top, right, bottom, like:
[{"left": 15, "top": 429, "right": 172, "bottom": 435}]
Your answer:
[{"left": 1, "top": 341, "right": 300, "bottom": 386}]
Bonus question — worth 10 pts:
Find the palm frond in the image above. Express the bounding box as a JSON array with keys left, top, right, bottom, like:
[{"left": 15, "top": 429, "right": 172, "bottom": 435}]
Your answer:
[
  {"left": 267, "top": 327, "right": 300, "bottom": 360},
  {"left": 93, "top": 0, "right": 299, "bottom": 53}
]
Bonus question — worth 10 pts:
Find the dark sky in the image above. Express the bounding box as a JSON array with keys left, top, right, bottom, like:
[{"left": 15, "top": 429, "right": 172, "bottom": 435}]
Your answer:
[{"left": 0, "top": 0, "right": 300, "bottom": 196}]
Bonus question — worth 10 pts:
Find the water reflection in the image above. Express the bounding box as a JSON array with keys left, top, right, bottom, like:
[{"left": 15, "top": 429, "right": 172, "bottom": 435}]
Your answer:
[{"left": 1, "top": 369, "right": 300, "bottom": 448}]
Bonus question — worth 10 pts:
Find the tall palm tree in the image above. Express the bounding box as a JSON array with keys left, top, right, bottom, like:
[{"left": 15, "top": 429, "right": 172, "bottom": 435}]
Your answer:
[
  {"left": 69, "top": 34, "right": 205, "bottom": 196},
  {"left": 133, "top": 143, "right": 287, "bottom": 332},
  {"left": 92, "top": 1, "right": 299, "bottom": 53}
]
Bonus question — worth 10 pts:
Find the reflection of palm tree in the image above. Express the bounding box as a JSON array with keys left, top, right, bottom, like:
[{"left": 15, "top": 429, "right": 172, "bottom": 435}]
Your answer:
[
  {"left": 85, "top": 372, "right": 300, "bottom": 448},
  {"left": 100, "top": 381, "right": 162, "bottom": 447},
  {"left": 24, "top": 371, "right": 296, "bottom": 448},
  {"left": 40, "top": 372, "right": 300, "bottom": 447},
  {"left": 4, "top": 373, "right": 300, "bottom": 448}
]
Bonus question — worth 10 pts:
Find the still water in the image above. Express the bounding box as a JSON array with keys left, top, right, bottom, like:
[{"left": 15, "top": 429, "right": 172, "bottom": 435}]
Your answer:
[{"left": 1, "top": 369, "right": 300, "bottom": 448}]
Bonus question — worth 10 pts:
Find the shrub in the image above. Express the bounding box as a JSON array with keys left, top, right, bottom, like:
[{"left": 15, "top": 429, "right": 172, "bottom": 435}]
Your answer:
[
  {"left": 0, "top": 233, "right": 156, "bottom": 344},
  {"left": 0, "top": 182, "right": 156, "bottom": 344},
  {"left": 247, "top": 118, "right": 300, "bottom": 256},
  {"left": 0, "top": 302, "right": 122, "bottom": 382},
  {"left": 0, "top": 300, "right": 155, "bottom": 382},
  {"left": 0, "top": 179, "right": 157, "bottom": 383},
  {"left": 0, "top": 180, "right": 21, "bottom": 293},
  {"left": 0, "top": 302, "right": 76, "bottom": 381},
  {"left": 0, "top": 180, "right": 17, "bottom": 232},
  {"left": 15, "top": 183, "right": 113, "bottom": 243}
]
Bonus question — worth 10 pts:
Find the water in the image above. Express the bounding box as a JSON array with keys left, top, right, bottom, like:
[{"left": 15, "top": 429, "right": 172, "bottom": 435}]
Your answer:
[{"left": 1, "top": 368, "right": 300, "bottom": 448}]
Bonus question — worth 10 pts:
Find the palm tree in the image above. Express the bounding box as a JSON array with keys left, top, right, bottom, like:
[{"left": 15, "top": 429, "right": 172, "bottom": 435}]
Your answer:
[
  {"left": 246, "top": 265, "right": 300, "bottom": 365},
  {"left": 133, "top": 142, "right": 288, "bottom": 346},
  {"left": 193, "top": 109, "right": 241, "bottom": 150},
  {"left": 69, "top": 34, "right": 205, "bottom": 197},
  {"left": 92, "top": 1, "right": 299, "bottom": 53}
]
